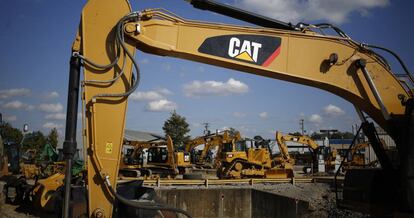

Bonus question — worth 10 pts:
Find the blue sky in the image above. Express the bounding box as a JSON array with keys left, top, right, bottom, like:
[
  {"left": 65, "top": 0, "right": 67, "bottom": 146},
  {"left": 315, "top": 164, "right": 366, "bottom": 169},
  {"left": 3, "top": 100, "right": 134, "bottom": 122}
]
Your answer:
[{"left": 0, "top": 0, "right": 413, "bottom": 142}]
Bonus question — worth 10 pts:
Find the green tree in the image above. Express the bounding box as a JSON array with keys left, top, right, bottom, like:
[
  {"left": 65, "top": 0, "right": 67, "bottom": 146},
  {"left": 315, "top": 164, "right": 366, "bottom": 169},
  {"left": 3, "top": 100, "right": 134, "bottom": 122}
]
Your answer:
[
  {"left": 23, "top": 131, "right": 46, "bottom": 151},
  {"left": 288, "top": 131, "right": 302, "bottom": 136},
  {"left": 47, "top": 128, "right": 59, "bottom": 148},
  {"left": 341, "top": 132, "right": 355, "bottom": 139},
  {"left": 310, "top": 132, "right": 323, "bottom": 140},
  {"left": 331, "top": 131, "right": 354, "bottom": 139},
  {"left": 163, "top": 111, "right": 190, "bottom": 151},
  {"left": 0, "top": 122, "right": 23, "bottom": 144},
  {"left": 226, "top": 127, "right": 240, "bottom": 137}
]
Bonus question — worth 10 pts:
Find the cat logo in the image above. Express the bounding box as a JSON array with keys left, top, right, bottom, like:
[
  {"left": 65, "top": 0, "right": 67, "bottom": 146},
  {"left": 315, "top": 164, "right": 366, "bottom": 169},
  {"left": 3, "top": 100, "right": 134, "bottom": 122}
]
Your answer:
[
  {"left": 228, "top": 37, "right": 262, "bottom": 63},
  {"left": 198, "top": 34, "right": 281, "bottom": 66}
]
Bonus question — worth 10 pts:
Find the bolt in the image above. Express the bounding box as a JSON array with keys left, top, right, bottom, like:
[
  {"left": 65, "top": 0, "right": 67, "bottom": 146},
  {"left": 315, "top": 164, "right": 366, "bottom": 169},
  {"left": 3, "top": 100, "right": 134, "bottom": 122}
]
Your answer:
[
  {"left": 125, "top": 24, "right": 136, "bottom": 33},
  {"left": 93, "top": 208, "right": 104, "bottom": 218}
]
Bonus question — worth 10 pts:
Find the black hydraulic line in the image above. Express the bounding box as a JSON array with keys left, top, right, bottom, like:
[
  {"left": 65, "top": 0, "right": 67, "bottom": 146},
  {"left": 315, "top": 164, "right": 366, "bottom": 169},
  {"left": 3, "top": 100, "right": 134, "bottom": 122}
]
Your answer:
[
  {"left": 313, "top": 23, "right": 349, "bottom": 38},
  {"left": 186, "top": 0, "right": 296, "bottom": 31},
  {"left": 62, "top": 55, "right": 81, "bottom": 218},
  {"left": 362, "top": 43, "right": 414, "bottom": 84},
  {"left": 361, "top": 122, "right": 394, "bottom": 172},
  {"left": 106, "top": 180, "right": 192, "bottom": 218}
]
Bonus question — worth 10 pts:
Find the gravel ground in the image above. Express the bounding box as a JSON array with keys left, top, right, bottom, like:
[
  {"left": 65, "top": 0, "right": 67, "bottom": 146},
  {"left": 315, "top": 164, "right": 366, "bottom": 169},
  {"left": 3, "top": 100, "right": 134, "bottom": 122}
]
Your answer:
[{"left": 254, "top": 183, "right": 367, "bottom": 218}]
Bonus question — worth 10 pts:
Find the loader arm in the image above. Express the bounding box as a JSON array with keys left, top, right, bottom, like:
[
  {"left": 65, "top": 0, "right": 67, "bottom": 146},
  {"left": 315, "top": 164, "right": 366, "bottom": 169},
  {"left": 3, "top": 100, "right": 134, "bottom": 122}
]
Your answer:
[{"left": 67, "top": 0, "right": 414, "bottom": 217}]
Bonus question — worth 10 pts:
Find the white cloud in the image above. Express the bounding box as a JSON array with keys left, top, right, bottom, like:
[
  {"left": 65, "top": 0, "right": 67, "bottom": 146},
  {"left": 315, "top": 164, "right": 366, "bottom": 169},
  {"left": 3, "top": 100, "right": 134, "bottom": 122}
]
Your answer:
[
  {"left": 221, "top": 126, "right": 230, "bottom": 131},
  {"left": 130, "top": 91, "right": 164, "bottom": 101},
  {"left": 0, "top": 88, "right": 31, "bottom": 99},
  {"left": 146, "top": 99, "right": 177, "bottom": 112},
  {"left": 4, "top": 115, "right": 17, "bottom": 122},
  {"left": 183, "top": 78, "right": 249, "bottom": 97},
  {"left": 44, "top": 91, "right": 59, "bottom": 98},
  {"left": 45, "top": 113, "right": 66, "bottom": 120},
  {"left": 130, "top": 88, "right": 172, "bottom": 102},
  {"left": 38, "top": 103, "right": 64, "bottom": 113},
  {"left": 238, "top": 125, "right": 257, "bottom": 134},
  {"left": 3, "top": 100, "right": 34, "bottom": 110},
  {"left": 236, "top": 0, "right": 389, "bottom": 24},
  {"left": 42, "top": 122, "right": 64, "bottom": 129},
  {"left": 259, "top": 112, "right": 268, "bottom": 118},
  {"left": 156, "top": 88, "right": 173, "bottom": 96},
  {"left": 323, "top": 104, "right": 345, "bottom": 116},
  {"left": 233, "top": 112, "right": 247, "bottom": 118},
  {"left": 309, "top": 114, "right": 323, "bottom": 124}
]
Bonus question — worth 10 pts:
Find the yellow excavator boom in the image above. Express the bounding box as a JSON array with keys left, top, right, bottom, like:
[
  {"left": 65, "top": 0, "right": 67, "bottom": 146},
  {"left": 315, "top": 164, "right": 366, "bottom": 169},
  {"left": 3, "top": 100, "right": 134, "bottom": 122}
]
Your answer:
[{"left": 63, "top": 0, "right": 414, "bottom": 217}]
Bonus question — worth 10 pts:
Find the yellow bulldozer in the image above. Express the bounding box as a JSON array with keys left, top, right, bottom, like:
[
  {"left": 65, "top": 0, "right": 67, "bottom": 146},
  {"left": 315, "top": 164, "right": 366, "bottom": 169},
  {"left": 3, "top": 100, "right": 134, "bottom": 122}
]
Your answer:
[{"left": 216, "top": 133, "right": 294, "bottom": 179}]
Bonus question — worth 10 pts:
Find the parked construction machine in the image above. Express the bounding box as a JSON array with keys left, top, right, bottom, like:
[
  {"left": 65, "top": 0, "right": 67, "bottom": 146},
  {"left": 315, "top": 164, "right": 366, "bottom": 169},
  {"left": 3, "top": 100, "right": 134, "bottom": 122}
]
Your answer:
[
  {"left": 216, "top": 134, "right": 294, "bottom": 179},
  {"left": 185, "top": 130, "right": 241, "bottom": 168},
  {"left": 120, "top": 135, "right": 191, "bottom": 177},
  {"left": 275, "top": 131, "right": 319, "bottom": 172},
  {"left": 56, "top": 0, "right": 414, "bottom": 217}
]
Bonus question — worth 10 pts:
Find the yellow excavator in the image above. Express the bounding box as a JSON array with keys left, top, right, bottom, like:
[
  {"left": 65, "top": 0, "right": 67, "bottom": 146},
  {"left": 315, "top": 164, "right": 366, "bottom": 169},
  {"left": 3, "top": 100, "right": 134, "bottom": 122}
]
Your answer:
[
  {"left": 275, "top": 131, "right": 319, "bottom": 173},
  {"left": 57, "top": 0, "right": 414, "bottom": 217},
  {"left": 341, "top": 141, "right": 381, "bottom": 169},
  {"left": 185, "top": 130, "right": 241, "bottom": 168},
  {"left": 275, "top": 131, "right": 375, "bottom": 173},
  {"left": 120, "top": 135, "right": 191, "bottom": 177}
]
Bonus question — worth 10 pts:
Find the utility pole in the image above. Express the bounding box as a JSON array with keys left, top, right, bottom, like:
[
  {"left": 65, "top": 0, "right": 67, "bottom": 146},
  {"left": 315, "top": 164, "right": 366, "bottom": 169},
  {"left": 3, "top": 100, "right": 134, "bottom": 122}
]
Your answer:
[
  {"left": 203, "top": 122, "right": 210, "bottom": 135},
  {"left": 299, "top": 119, "right": 305, "bottom": 153},
  {"left": 300, "top": 119, "right": 305, "bottom": 135}
]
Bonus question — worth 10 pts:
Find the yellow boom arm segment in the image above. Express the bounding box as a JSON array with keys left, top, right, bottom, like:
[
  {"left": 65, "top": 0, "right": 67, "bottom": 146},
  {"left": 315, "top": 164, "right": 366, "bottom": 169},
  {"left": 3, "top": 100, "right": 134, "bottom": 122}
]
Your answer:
[{"left": 125, "top": 9, "right": 409, "bottom": 130}]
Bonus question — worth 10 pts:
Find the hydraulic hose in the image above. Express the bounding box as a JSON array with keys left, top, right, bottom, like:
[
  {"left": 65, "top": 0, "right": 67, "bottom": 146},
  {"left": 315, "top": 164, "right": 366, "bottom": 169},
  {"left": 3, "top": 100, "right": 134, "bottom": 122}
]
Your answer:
[
  {"left": 362, "top": 43, "right": 414, "bottom": 83},
  {"left": 105, "top": 177, "right": 192, "bottom": 218}
]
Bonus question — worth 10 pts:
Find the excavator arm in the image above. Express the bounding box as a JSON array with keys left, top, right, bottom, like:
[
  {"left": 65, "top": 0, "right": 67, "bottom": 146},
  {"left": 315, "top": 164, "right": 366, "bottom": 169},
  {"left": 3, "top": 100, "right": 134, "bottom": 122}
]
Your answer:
[
  {"left": 64, "top": 0, "right": 414, "bottom": 217},
  {"left": 185, "top": 130, "right": 240, "bottom": 163},
  {"left": 275, "top": 131, "right": 320, "bottom": 167},
  {"left": 276, "top": 131, "right": 319, "bottom": 152}
]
